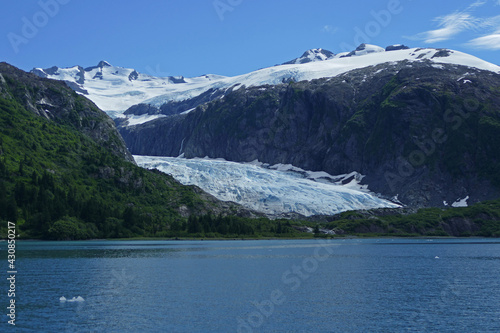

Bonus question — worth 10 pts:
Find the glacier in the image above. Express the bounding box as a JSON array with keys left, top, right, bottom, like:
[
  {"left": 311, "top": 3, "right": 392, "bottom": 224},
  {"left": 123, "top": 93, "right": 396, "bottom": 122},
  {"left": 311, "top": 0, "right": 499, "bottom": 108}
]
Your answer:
[{"left": 134, "top": 155, "right": 400, "bottom": 217}]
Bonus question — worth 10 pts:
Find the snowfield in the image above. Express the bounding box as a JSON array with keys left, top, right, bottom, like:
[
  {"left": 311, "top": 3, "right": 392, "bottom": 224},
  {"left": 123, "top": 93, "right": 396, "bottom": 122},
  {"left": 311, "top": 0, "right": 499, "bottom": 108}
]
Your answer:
[
  {"left": 134, "top": 155, "right": 400, "bottom": 217},
  {"left": 33, "top": 46, "right": 500, "bottom": 121}
]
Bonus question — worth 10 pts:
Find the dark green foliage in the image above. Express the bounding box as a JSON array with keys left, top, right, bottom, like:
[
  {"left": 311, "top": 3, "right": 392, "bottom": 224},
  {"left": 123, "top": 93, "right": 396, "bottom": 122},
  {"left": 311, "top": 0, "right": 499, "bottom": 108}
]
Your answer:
[
  {"left": 155, "top": 215, "right": 298, "bottom": 239},
  {"left": 0, "top": 68, "right": 263, "bottom": 240},
  {"left": 323, "top": 200, "right": 500, "bottom": 237},
  {"left": 0, "top": 94, "right": 193, "bottom": 239}
]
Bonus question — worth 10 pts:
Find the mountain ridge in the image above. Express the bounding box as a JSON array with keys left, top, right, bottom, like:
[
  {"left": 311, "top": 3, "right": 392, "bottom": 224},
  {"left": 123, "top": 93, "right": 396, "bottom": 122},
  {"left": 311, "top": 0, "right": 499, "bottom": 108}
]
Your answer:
[{"left": 31, "top": 44, "right": 500, "bottom": 123}]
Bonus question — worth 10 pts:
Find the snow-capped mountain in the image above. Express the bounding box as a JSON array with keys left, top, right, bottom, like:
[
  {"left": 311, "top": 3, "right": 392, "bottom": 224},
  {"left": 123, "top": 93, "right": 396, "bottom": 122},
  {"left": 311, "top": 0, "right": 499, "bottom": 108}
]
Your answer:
[
  {"left": 29, "top": 44, "right": 500, "bottom": 214},
  {"left": 121, "top": 48, "right": 500, "bottom": 209},
  {"left": 124, "top": 46, "right": 500, "bottom": 125},
  {"left": 31, "top": 61, "right": 226, "bottom": 118},
  {"left": 282, "top": 48, "right": 336, "bottom": 65},
  {"left": 32, "top": 44, "right": 500, "bottom": 123},
  {"left": 134, "top": 155, "right": 400, "bottom": 217}
]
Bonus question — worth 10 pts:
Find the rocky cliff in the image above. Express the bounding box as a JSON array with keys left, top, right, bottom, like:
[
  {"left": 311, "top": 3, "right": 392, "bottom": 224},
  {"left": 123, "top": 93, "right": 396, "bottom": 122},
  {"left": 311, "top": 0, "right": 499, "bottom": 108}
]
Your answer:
[{"left": 1, "top": 62, "right": 134, "bottom": 163}]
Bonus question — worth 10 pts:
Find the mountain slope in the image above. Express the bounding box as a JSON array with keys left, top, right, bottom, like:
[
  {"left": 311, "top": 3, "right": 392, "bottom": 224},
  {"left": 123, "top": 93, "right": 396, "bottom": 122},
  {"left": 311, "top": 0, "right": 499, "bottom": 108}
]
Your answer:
[
  {"left": 31, "top": 61, "right": 225, "bottom": 117},
  {"left": 0, "top": 63, "right": 253, "bottom": 239},
  {"left": 121, "top": 59, "right": 500, "bottom": 208}
]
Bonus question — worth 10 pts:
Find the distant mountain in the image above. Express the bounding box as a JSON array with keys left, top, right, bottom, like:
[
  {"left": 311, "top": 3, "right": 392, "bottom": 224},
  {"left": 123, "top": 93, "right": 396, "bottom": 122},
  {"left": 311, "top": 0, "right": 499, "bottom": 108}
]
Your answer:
[
  {"left": 33, "top": 44, "right": 499, "bottom": 124},
  {"left": 31, "top": 61, "right": 225, "bottom": 118},
  {"left": 120, "top": 45, "right": 499, "bottom": 122}
]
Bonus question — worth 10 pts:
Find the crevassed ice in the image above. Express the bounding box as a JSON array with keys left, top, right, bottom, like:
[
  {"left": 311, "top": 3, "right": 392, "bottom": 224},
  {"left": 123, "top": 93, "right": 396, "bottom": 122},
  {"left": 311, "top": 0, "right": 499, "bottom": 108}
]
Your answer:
[{"left": 134, "top": 156, "right": 400, "bottom": 217}]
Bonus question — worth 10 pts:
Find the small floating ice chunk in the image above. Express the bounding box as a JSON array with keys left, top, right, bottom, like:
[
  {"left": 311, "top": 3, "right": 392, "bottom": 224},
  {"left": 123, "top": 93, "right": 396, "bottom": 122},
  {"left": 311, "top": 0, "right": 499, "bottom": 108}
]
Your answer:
[
  {"left": 435, "top": 256, "right": 440, "bottom": 259},
  {"left": 60, "top": 296, "right": 66, "bottom": 302},
  {"left": 67, "top": 296, "right": 85, "bottom": 302}
]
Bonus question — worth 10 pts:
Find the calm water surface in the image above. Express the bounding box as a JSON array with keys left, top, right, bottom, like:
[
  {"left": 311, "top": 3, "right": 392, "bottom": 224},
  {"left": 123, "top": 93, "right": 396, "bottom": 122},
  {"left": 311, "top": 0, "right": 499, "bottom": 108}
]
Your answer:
[{"left": 1, "top": 238, "right": 499, "bottom": 332}]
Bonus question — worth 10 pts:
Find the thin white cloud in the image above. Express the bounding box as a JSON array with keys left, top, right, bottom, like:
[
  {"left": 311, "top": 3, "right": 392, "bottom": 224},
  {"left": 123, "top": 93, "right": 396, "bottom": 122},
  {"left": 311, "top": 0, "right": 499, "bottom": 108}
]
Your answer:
[
  {"left": 467, "top": 30, "right": 500, "bottom": 49},
  {"left": 415, "top": 12, "right": 480, "bottom": 43},
  {"left": 410, "top": 1, "right": 500, "bottom": 47},
  {"left": 467, "top": 0, "right": 488, "bottom": 9}
]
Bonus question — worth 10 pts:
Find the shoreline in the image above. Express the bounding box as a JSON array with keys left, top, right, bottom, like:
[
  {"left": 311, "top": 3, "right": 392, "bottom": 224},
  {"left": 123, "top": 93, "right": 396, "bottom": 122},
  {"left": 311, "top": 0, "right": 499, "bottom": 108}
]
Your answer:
[{"left": 4, "top": 235, "right": 498, "bottom": 242}]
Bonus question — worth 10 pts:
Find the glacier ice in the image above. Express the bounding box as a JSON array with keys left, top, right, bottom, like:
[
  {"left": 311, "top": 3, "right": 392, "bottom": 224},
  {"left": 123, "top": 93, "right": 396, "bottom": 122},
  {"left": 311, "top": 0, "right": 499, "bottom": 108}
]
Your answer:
[{"left": 134, "top": 156, "right": 400, "bottom": 217}]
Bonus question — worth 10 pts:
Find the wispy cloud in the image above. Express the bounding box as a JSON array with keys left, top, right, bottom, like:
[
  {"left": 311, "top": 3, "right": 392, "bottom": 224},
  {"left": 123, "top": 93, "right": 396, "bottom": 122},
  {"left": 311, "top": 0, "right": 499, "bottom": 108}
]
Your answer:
[
  {"left": 409, "top": 0, "right": 500, "bottom": 50},
  {"left": 467, "top": 0, "right": 488, "bottom": 9},
  {"left": 414, "top": 12, "right": 481, "bottom": 43},
  {"left": 467, "top": 31, "right": 500, "bottom": 49}
]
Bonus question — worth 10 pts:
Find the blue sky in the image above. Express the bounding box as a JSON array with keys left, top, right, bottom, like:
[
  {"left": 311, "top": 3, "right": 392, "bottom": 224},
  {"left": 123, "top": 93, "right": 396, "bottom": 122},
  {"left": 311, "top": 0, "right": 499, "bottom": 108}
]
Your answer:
[{"left": 1, "top": 0, "right": 499, "bottom": 77}]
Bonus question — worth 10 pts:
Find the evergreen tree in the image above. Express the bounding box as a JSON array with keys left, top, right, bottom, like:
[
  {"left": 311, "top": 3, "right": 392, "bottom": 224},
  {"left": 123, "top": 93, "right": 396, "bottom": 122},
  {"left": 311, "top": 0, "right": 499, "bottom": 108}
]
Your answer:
[{"left": 6, "top": 196, "right": 18, "bottom": 222}]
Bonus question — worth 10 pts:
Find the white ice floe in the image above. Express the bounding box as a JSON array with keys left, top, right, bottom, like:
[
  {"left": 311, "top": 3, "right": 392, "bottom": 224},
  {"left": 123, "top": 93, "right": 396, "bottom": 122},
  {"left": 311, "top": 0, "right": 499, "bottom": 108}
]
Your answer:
[{"left": 60, "top": 296, "right": 85, "bottom": 302}]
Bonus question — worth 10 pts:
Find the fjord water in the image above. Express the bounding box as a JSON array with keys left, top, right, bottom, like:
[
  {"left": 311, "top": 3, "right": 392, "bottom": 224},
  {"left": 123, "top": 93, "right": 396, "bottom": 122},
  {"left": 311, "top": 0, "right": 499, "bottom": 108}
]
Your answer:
[{"left": 3, "top": 239, "right": 500, "bottom": 332}]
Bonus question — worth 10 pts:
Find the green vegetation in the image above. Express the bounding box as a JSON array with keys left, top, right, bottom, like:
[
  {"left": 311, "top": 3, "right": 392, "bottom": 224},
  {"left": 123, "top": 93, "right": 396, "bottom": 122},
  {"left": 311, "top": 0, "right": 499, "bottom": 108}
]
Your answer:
[
  {"left": 156, "top": 215, "right": 303, "bottom": 239},
  {"left": 0, "top": 94, "right": 210, "bottom": 239},
  {"left": 0, "top": 65, "right": 310, "bottom": 241},
  {"left": 320, "top": 199, "right": 500, "bottom": 237}
]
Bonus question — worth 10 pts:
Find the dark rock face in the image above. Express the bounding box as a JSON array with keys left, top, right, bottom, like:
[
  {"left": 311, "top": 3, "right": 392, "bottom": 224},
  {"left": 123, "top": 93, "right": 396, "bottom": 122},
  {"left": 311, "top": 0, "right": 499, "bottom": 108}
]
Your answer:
[
  {"left": 0, "top": 62, "right": 134, "bottom": 163},
  {"left": 120, "top": 60, "right": 500, "bottom": 207},
  {"left": 432, "top": 49, "right": 452, "bottom": 58},
  {"left": 124, "top": 103, "right": 161, "bottom": 116},
  {"left": 128, "top": 70, "right": 139, "bottom": 81},
  {"left": 169, "top": 76, "right": 186, "bottom": 84},
  {"left": 386, "top": 44, "right": 410, "bottom": 51}
]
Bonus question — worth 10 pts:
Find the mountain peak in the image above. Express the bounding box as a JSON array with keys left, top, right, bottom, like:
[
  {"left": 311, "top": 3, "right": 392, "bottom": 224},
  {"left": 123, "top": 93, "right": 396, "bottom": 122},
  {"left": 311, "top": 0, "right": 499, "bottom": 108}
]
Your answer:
[
  {"left": 283, "top": 44, "right": 403, "bottom": 64},
  {"left": 283, "top": 48, "right": 336, "bottom": 65},
  {"left": 97, "top": 60, "right": 112, "bottom": 68},
  {"left": 341, "top": 44, "right": 386, "bottom": 57}
]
